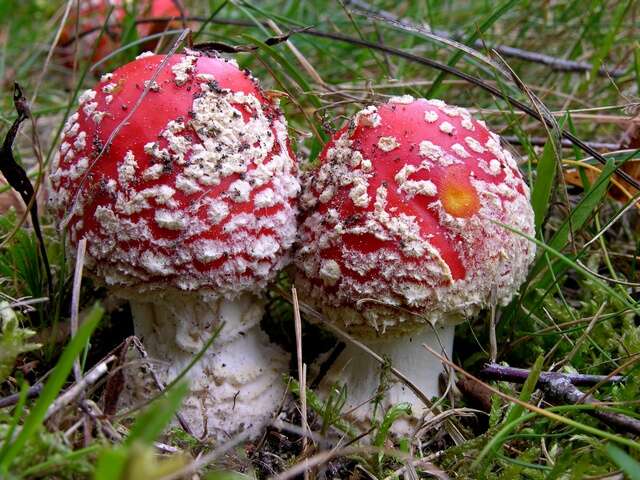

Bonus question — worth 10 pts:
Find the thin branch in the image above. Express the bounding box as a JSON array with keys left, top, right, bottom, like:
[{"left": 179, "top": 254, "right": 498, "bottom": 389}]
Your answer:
[
  {"left": 541, "top": 376, "right": 640, "bottom": 436},
  {"left": 45, "top": 355, "right": 116, "bottom": 421},
  {"left": 478, "top": 362, "right": 640, "bottom": 437},
  {"left": 344, "top": 0, "right": 627, "bottom": 78},
  {"left": 0, "top": 384, "right": 43, "bottom": 409},
  {"left": 479, "top": 363, "right": 624, "bottom": 386},
  {"left": 424, "top": 345, "right": 640, "bottom": 447},
  {"left": 502, "top": 135, "right": 620, "bottom": 151}
]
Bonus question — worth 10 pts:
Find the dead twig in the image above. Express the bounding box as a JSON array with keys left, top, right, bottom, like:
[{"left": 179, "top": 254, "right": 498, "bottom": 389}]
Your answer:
[
  {"left": 478, "top": 363, "right": 625, "bottom": 386},
  {"left": 478, "top": 363, "right": 640, "bottom": 436},
  {"left": 426, "top": 345, "right": 640, "bottom": 441},
  {"left": 502, "top": 135, "right": 621, "bottom": 151},
  {"left": 45, "top": 355, "right": 117, "bottom": 421},
  {"left": 0, "top": 383, "right": 43, "bottom": 409},
  {"left": 541, "top": 376, "right": 640, "bottom": 436},
  {"left": 344, "top": 0, "right": 626, "bottom": 78}
]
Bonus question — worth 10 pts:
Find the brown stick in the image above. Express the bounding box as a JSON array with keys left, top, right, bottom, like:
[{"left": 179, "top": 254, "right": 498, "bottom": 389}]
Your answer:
[
  {"left": 502, "top": 135, "right": 620, "bottom": 151},
  {"left": 540, "top": 375, "right": 640, "bottom": 436},
  {"left": 344, "top": 0, "right": 627, "bottom": 78},
  {"left": 478, "top": 363, "right": 624, "bottom": 387},
  {"left": 0, "top": 383, "right": 43, "bottom": 409},
  {"left": 478, "top": 363, "right": 640, "bottom": 436}
]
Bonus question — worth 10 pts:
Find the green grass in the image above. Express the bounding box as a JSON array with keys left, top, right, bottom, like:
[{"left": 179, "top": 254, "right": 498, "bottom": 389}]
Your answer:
[{"left": 1, "top": 0, "right": 639, "bottom": 478}]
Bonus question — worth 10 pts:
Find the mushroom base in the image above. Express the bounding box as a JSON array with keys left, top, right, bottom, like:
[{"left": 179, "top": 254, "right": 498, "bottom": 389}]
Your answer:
[
  {"left": 319, "top": 324, "right": 454, "bottom": 437},
  {"left": 126, "top": 293, "right": 288, "bottom": 440}
]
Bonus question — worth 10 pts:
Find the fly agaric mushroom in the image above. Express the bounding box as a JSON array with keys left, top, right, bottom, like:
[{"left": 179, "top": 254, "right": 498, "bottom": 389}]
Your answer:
[
  {"left": 58, "top": 0, "right": 184, "bottom": 69},
  {"left": 295, "top": 96, "right": 535, "bottom": 433},
  {"left": 49, "top": 51, "right": 299, "bottom": 439}
]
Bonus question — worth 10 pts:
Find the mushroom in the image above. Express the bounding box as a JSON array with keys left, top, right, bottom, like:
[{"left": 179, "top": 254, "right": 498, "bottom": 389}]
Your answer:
[
  {"left": 49, "top": 51, "right": 300, "bottom": 439},
  {"left": 294, "top": 96, "right": 535, "bottom": 433},
  {"left": 58, "top": 0, "right": 185, "bottom": 69}
]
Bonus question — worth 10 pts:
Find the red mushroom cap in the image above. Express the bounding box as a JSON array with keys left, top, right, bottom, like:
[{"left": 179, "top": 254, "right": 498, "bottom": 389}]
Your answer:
[
  {"left": 50, "top": 52, "right": 299, "bottom": 298},
  {"left": 58, "top": 0, "right": 184, "bottom": 68},
  {"left": 132, "top": 0, "right": 185, "bottom": 39},
  {"left": 295, "top": 96, "right": 535, "bottom": 334}
]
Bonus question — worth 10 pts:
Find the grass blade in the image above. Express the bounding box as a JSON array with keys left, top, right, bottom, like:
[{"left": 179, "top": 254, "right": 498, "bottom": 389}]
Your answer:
[
  {"left": 606, "top": 444, "right": 640, "bottom": 480},
  {"left": 426, "top": 0, "right": 519, "bottom": 98},
  {"left": 0, "top": 303, "right": 103, "bottom": 474},
  {"left": 477, "top": 356, "right": 544, "bottom": 474},
  {"left": 531, "top": 141, "right": 559, "bottom": 232},
  {"left": 505, "top": 356, "right": 544, "bottom": 426},
  {"left": 125, "top": 381, "right": 189, "bottom": 447},
  {"left": 532, "top": 157, "right": 617, "bottom": 282},
  {"left": 373, "top": 402, "right": 412, "bottom": 448}
]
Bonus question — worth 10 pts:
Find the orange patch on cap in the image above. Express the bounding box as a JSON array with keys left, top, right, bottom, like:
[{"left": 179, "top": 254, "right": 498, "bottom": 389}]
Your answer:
[{"left": 440, "top": 175, "right": 480, "bottom": 218}]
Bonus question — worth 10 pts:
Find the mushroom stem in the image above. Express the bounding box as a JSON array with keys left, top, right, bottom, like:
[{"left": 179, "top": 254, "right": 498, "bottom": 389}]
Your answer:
[
  {"left": 320, "top": 324, "right": 455, "bottom": 434},
  {"left": 127, "top": 292, "right": 287, "bottom": 440}
]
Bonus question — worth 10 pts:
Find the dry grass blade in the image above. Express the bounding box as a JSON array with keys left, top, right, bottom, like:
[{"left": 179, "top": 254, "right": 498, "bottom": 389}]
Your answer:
[
  {"left": 29, "top": 0, "right": 75, "bottom": 104},
  {"left": 70, "top": 238, "right": 87, "bottom": 382},
  {"left": 291, "top": 286, "right": 310, "bottom": 478},
  {"left": 272, "top": 418, "right": 329, "bottom": 446},
  {"left": 69, "top": 237, "right": 89, "bottom": 443}
]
